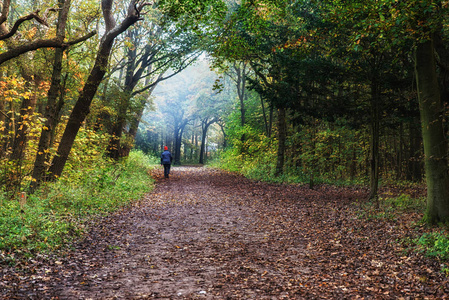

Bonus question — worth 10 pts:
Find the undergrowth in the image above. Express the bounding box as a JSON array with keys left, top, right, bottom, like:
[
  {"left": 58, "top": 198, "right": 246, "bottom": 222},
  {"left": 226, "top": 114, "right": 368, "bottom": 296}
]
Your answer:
[
  {"left": 416, "top": 232, "right": 449, "bottom": 261},
  {"left": 0, "top": 151, "right": 155, "bottom": 259},
  {"left": 213, "top": 146, "right": 367, "bottom": 186},
  {"left": 355, "top": 194, "right": 426, "bottom": 220}
]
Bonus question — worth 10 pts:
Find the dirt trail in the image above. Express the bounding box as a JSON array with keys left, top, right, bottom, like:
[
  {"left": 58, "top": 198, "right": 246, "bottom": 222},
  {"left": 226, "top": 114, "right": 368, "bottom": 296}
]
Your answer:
[{"left": 2, "top": 166, "right": 449, "bottom": 299}]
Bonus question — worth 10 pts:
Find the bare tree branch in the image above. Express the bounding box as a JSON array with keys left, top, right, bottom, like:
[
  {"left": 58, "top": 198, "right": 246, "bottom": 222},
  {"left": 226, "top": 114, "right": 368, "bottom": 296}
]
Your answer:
[
  {"left": 42, "top": 8, "right": 58, "bottom": 22},
  {"left": 132, "top": 52, "right": 200, "bottom": 96},
  {"left": 0, "top": 109, "right": 11, "bottom": 120},
  {"left": 0, "top": 8, "right": 60, "bottom": 41},
  {"left": 66, "top": 31, "right": 97, "bottom": 46},
  {"left": 0, "top": 30, "right": 97, "bottom": 66}
]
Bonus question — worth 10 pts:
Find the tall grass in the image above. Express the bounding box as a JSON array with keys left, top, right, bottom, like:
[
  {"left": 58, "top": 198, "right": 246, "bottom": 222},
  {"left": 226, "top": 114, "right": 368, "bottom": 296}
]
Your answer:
[{"left": 0, "top": 151, "right": 155, "bottom": 259}]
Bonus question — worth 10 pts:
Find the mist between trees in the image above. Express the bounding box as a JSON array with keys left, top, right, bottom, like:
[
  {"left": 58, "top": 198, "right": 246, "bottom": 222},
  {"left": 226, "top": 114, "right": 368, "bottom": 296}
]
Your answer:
[{"left": 0, "top": 0, "right": 449, "bottom": 224}]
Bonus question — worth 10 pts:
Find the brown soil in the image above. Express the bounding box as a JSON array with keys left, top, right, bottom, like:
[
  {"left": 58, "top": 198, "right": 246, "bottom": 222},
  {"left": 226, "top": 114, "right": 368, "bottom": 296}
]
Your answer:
[{"left": 1, "top": 166, "right": 449, "bottom": 299}]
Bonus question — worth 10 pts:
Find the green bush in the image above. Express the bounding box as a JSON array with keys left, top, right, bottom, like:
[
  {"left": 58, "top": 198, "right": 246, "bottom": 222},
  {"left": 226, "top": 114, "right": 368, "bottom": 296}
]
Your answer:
[
  {"left": 0, "top": 150, "right": 155, "bottom": 256},
  {"left": 416, "top": 232, "right": 449, "bottom": 261},
  {"left": 214, "top": 133, "right": 279, "bottom": 182}
]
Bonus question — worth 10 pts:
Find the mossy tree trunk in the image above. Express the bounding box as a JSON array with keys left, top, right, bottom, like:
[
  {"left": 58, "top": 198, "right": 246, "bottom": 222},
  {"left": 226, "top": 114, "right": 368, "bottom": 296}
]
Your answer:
[{"left": 415, "top": 38, "right": 449, "bottom": 224}]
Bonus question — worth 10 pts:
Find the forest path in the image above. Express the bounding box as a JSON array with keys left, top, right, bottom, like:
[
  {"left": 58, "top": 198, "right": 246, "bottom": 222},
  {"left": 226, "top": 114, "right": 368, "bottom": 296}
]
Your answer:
[{"left": 3, "top": 166, "right": 448, "bottom": 299}]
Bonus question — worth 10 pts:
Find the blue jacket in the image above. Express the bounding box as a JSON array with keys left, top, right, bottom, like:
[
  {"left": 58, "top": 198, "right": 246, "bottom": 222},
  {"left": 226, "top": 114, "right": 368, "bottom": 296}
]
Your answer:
[{"left": 161, "top": 150, "right": 173, "bottom": 165}]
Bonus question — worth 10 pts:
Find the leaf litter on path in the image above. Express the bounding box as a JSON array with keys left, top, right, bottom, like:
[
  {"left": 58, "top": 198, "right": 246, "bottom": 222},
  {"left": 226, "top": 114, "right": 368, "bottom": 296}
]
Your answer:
[{"left": 1, "top": 166, "right": 449, "bottom": 299}]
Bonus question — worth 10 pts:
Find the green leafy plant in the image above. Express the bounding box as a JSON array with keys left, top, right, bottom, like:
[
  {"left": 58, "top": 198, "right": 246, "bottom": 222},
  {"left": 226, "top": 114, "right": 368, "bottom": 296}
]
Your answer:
[
  {"left": 416, "top": 232, "right": 449, "bottom": 261},
  {"left": 0, "top": 150, "right": 155, "bottom": 258},
  {"left": 383, "top": 194, "right": 426, "bottom": 212}
]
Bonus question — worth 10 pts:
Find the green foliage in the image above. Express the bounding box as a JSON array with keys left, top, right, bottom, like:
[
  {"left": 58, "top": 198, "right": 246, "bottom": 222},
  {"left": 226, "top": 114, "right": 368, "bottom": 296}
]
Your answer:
[
  {"left": 217, "top": 142, "right": 277, "bottom": 181},
  {"left": 416, "top": 232, "right": 449, "bottom": 261},
  {"left": 218, "top": 109, "right": 372, "bottom": 185},
  {"left": 63, "top": 126, "right": 111, "bottom": 173},
  {"left": 0, "top": 151, "right": 155, "bottom": 256},
  {"left": 382, "top": 193, "right": 426, "bottom": 212},
  {"left": 214, "top": 123, "right": 277, "bottom": 179},
  {"left": 355, "top": 194, "right": 425, "bottom": 221}
]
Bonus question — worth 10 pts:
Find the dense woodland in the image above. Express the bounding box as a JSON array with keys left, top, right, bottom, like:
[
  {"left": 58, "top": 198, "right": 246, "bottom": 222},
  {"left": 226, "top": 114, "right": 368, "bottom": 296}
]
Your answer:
[{"left": 1, "top": 0, "right": 449, "bottom": 227}]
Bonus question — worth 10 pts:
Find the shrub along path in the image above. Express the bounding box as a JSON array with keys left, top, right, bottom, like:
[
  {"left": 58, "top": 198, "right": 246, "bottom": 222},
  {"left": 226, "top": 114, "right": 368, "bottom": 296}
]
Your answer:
[{"left": 1, "top": 166, "right": 449, "bottom": 299}]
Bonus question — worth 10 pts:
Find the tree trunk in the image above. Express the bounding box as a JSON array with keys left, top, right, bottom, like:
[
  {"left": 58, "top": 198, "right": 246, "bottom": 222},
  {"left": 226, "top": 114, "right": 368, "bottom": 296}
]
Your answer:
[
  {"left": 275, "top": 107, "right": 286, "bottom": 177},
  {"left": 7, "top": 75, "right": 40, "bottom": 192},
  {"left": 190, "top": 131, "right": 194, "bottom": 160},
  {"left": 268, "top": 105, "right": 274, "bottom": 138},
  {"left": 2, "top": 100, "right": 14, "bottom": 157},
  {"left": 0, "top": 68, "right": 5, "bottom": 152},
  {"left": 368, "top": 79, "right": 380, "bottom": 207},
  {"left": 194, "top": 132, "right": 199, "bottom": 158},
  {"left": 218, "top": 122, "right": 227, "bottom": 149},
  {"left": 415, "top": 38, "right": 449, "bottom": 224},
  {"left": 199, "top": 118, "right": 216, "bottom": 165},
  {"left": 48, "top": 0, "right": 142, "bottom": 179},
  {"left": 0, "top": 73, "right": 7, "bottom": 158},
  {"left": 107, "top": 30, "right": 136, "bottom": 160},
  {"left": 48, "top": 43, "right": 113, "bottom": 178},
  {"left": 397, "top": 122, "right": 404, "bottom": 180},
  {"left": 350, "top": 144, "right": 356, "bottom": 182},
  {"left": 199, "top": 124, "right": 208, "bottom": 165},
  {"left": 174, "top": 123, "right": 185, "bottom": 165},
  {"left": 30, "top": 46, "right": 65, "bottom": 191},
  {"left": 406, "top": 120, "right": 423, "bottom": 182},
  {"left": 233, "top": 62, "right": 247, "bottom": 142},
  {"left": 10, "top": 76, "right": 39, "bottom": 161},
  {"left": 260, "top": 95, "right": 269, "bottom": 137},
  {"left": 120, "top": 102, "right": 145, "bottom": 158},
  {"left": 107, "top": 115, "right": 126, "bottom": 160}
]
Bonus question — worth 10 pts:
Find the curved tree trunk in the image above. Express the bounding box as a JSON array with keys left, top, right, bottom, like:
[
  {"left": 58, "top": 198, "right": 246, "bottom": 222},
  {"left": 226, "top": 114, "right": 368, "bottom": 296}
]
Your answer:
[
  {"left": 48, "top": 0, "right": 143, "bottom": 179},
  {"left": 174, "top": 124, "right": 186, "bottom": 165},
  {"left": 30, "top": 0, "right": 71, "bottom": 192},
  {"left": 48, "top": 43, "right": 114, "bottom": 178},
  {"left": 199, "top": 118, "right": 216, "bottom": 165},
  {"left": 30, "top": 47, "right": 65, "bottom": 191}
]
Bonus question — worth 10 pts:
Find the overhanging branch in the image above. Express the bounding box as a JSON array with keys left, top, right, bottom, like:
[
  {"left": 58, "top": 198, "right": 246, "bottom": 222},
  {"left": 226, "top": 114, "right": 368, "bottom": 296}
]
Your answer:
[
  {"left": 66, "top": 31, "right": 97, "bottom": 46},
  {"left": 0, "top": 30, "right": 97, "bottom": 66},
  {"left": 0, "top": 8, "right": 58, "bottom": 41}
]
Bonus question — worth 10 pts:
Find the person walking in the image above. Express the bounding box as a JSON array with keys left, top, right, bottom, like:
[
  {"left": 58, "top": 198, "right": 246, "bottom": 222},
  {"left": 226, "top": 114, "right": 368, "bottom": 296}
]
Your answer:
[{"left": 161, "top": 146, "right": 173, "bottom": 178}]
